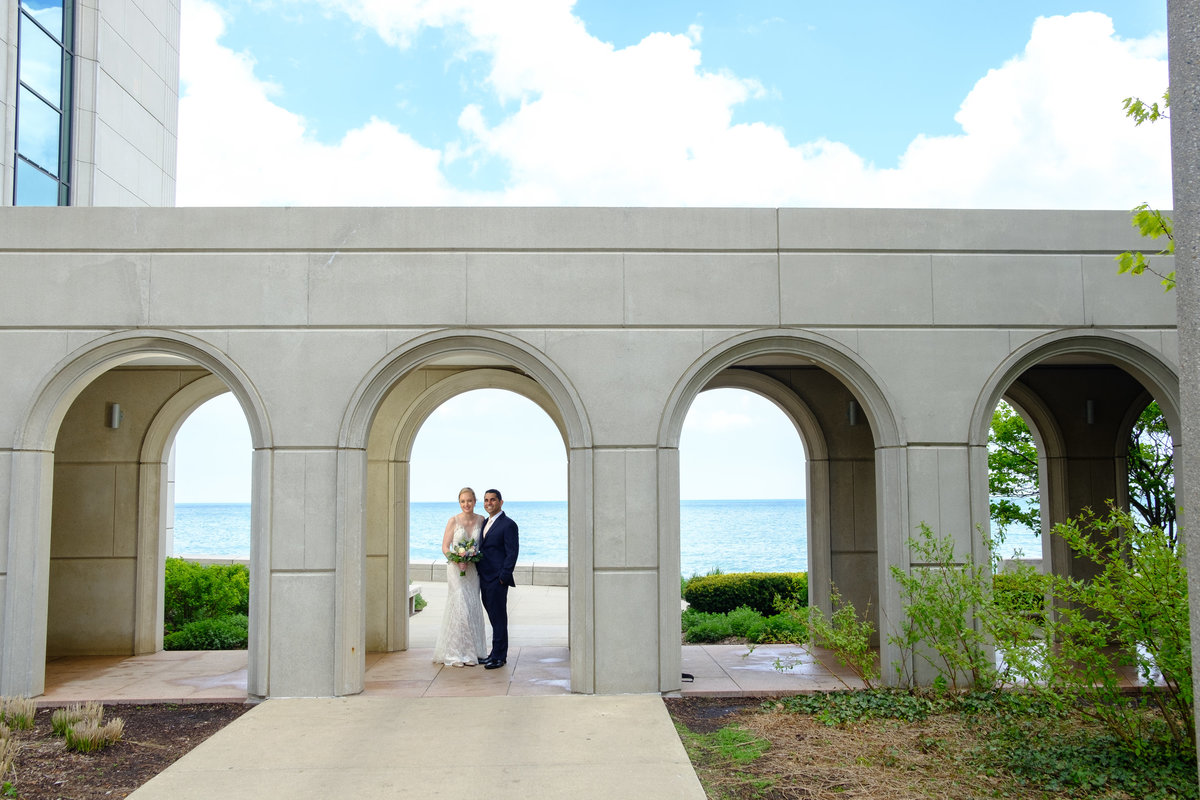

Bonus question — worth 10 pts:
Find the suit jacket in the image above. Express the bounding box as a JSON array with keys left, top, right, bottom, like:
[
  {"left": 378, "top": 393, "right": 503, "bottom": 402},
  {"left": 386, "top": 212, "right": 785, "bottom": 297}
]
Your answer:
[{"left": 477, "top": 511, "right": 519, "bottom": 587}]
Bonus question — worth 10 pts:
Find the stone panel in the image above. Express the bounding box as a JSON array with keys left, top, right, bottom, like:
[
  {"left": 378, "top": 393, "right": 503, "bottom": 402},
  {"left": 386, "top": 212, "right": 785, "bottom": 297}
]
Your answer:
[
  {"left": 931, "top": 255, "right": 1085, "bottom": 325},
  {"left": 778, "top": 208, "right": 1146, "bottom": 253},
  {"left": 365, "top": 460, "right": 390, "bottom": 557},
  {"left": 906, "top": 447, "right": 973, "bottom": 556},
  {"left": 591, "top": 450, "right": 625, "bottom": 569},
  {"left": 309, "top": 252, "right": 468, "bottom": 326},
  {"left": 625, "top": 253, "right": 779, "bottom": 326},
  {"left": 0, "top": 453, "right": 10, "bottom": 574},
  {"left": 781, "top": 253, "right": 933, "bottom": 325},
  {"left": 593, "top": 570, "right": 659, "bottom": 694},
  {"left": 1082, "top": 254, "right": 1177, "bottom": 326},
  {"left": 546, "top": 329, "right": 703, "bottom": 445},
  {"left": 466, "top": 253, "right": 624, "bottom": 326},
  {"left": 269, "top": 450, "right": 338, "bottom": 571},
  {"left": 46, "top": 557, "right": 136, "bottom": 656},
  {"left": 591, "top": 449, "right": 658, "bottom": 569},
  {"left": 268, "top": 572, "right": 336, "bottom": 697},
  {"left": 365, "top": 555, "right": 387, "bottom": 652},
  {"left": 149, "top": 253, "right": 309, "bottom": 327},
  {"left": 0, "top": 253, "right": 148, "bottom": 326},
  {"left": 50, "top": 464, "right": 116, "bottom": 558},
  {"left": 226, "top": 330, "right": 389, "bottom": 446},
  {"left": 857, "top": 328, "right": 1013, "bottom": 444}
]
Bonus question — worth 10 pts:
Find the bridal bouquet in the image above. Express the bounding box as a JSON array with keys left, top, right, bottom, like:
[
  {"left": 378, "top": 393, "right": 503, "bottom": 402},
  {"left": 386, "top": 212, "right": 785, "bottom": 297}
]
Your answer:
[{"left": 446, "top": 538, "right": 481, "bottom": 576}]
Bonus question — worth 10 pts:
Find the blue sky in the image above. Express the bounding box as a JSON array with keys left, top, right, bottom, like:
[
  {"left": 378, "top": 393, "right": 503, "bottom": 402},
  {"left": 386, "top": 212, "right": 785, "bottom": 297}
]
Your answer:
[{"left": 170, "top": 0, "right": 1170, "bottom": 502}]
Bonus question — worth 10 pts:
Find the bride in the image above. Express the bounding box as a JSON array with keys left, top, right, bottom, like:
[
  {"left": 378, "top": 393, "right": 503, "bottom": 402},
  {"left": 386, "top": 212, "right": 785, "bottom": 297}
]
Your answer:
[{"left": 432, "top": 487, "right": 489, "bottom": 667}]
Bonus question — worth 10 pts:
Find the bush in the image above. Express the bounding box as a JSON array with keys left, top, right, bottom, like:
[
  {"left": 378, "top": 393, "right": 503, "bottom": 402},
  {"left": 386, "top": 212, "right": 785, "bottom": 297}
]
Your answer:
[
  {"left": 992, "top": 570, "right": 1048, "bottom": 619},
  {"left": 164, "top": 614, "right": 249, "bottom": 650},
  {"left": 725, "top": 606, "right": 765, "bottom": 638},
  {"left": 683, "top": 572, "right": 808, "bottom": 616},
  {"left": 164, "top": 558, "right": 249, "bottom": 635},
  {"left": 746, "top": 613, "right": 807, "bottom": 644}
]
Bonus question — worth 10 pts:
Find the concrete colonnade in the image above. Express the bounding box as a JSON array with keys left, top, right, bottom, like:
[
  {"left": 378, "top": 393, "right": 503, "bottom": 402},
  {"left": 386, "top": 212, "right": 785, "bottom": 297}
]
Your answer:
[{"left": 0, "top": 207, "right": 1178, "bottom": 698}]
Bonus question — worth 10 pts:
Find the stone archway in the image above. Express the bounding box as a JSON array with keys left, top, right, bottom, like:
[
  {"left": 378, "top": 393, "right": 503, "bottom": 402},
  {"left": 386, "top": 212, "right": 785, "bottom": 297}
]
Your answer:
[
  {"left": 3, "top": 331, "right": 271, "bottom": 697},
  {"left": 970, "top": 328, "right": 1181, "bottom": 585},
  {"left": 336, "top": 330, "right": 593, "bottom": 695},
  {"left": 366, "top": 367, "right": 567, "bottom": 654},
  {"left": 660, "top": 329, "right": 908, "bottom": 684}
]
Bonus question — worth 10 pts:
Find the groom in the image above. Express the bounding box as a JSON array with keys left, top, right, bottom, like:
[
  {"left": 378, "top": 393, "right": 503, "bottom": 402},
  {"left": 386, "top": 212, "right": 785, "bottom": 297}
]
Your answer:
[{"left": 477, "top": 489, "right": 518, "bottom": 669}]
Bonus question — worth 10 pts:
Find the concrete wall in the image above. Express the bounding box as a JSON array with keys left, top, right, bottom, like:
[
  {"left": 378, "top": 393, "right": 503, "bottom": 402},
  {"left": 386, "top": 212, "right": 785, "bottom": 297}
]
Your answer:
[
  {"left": 0, "top": 206, "right": 1179, "bottom": 697},
  {"left": 48, "top": 366, "right": 205, "bottom": 655}
]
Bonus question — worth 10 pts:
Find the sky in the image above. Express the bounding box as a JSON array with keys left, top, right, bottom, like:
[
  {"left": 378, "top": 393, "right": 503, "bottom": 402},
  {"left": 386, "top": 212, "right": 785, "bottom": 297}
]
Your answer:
[{"left": 170, "top": 0, "right": 1171, "bottom": 503}]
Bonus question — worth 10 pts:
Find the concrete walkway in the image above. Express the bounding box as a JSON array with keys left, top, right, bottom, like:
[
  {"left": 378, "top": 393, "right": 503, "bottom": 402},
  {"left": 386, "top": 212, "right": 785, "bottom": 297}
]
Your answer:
[
  {"left": 127, "top": 695, "right": 706, "bottom": 800},
  {"left": 43, "top": 583, "right": 864, "bottom": 702}
]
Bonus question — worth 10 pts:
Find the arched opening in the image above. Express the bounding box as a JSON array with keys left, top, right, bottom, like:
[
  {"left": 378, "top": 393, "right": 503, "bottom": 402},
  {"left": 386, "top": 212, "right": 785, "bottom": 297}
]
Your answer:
[
  {"left": 400, "top": 388, "right": 568, "bottom": 672},
  {"left": 662, "top": 330, "right": 907, "bottom": 689},
  {"left": 5, "top": 333, "right": 270, "bottom": 698},
  {"left": 679, "top": 387, "right": 808, "bottom": 576},
  {"left": 342, "top": 331, "right": 591, "bottom": 694},
  {"left": 971, "top": 330, "right": 1180, "bottom": 589},
  {"left": 171, "top": 393, "right": 253, "bottom": 559}
]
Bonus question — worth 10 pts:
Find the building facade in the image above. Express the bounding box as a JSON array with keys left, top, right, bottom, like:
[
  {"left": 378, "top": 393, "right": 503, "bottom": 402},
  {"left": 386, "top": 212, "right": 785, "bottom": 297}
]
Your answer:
[{"left": 3, "top": 0, "right": 180, "bottom": 206}]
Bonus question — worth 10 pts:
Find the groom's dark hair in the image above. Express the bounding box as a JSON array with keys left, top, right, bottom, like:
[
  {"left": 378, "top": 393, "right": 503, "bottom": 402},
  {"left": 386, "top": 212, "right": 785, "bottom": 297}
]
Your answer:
[{"left": 485, "top": 489, "right": 503, "bottom": 501}]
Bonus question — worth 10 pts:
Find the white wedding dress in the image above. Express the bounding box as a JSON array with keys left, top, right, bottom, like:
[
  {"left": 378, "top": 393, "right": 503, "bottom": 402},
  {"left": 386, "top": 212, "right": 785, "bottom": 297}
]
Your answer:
[{"left": 432, "top": 520, "right": 488, "bottom": 666}]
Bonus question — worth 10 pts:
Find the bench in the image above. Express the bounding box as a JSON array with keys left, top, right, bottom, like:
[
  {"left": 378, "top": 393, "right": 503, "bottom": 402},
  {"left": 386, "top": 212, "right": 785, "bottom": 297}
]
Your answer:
[{"left": 408, "top": 584, "right": 423, "bottom": 616}]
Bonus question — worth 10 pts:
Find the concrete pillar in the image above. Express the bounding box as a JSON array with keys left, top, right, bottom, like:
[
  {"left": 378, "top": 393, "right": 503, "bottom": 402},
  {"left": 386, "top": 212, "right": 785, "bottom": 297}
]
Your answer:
[
  {"left": 1166, "top": 0, "right": 1200, "bottom": 769},
  {"left": 265, "top": 447, "right": 339, "bottom": 697}
]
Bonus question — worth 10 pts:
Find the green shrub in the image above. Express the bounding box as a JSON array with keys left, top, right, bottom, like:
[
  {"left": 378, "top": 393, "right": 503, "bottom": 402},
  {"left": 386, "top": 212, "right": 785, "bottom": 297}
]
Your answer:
[
  {"left": 683, "top": 572, "right": 808, "bottom": 616},
  {"left": 164, "top": 614, "right": 249, "bottom": 650},
  {"left": 681, "top": 608, "right": 733, "bottom": 643},
  {"left": 746, "top": 613, "right": 806, "bottom": 644},
  {"left": 725, "top": 606, "right": 765, "bottom": 638},
  {"left": 164, "top": 558, "right": 249, "bottom": 635},
  {"left": 992, "top": 570, "right": 1048, "bottom": 618}
]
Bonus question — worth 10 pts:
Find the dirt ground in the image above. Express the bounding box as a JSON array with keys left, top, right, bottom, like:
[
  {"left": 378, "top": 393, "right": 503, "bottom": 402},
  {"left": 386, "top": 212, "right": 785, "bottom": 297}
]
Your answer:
[{"left": 6, "top": 703, "right": 250, "bottom": 800}]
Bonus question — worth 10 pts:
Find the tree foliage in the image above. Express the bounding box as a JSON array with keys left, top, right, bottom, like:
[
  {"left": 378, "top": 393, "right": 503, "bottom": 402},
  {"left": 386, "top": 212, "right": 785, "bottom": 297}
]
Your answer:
[
  {"left": 1128, "top": 400, "right": 1176, "bottom": 548},
  {"left": 988, "top": 400, "right": 1039, "bottom": 534},
  {"left": 1117, "top": 91, "right": 1175, "bottom": 291},
  {"left": 988, "top": 399, "right": 1174, "bottom": 545}
]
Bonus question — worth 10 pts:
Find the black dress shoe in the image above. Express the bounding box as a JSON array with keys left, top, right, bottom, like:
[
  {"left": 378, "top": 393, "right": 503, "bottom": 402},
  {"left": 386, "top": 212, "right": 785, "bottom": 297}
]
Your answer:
[{"left": 484, "top": 659, "right": 505, "bottom": 670}]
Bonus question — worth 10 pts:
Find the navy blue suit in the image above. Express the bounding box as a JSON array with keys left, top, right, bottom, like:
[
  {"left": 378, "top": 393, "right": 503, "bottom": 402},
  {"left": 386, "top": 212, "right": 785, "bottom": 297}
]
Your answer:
[{"left": 477, "top": 511, "right": 518, "bottom": 662}]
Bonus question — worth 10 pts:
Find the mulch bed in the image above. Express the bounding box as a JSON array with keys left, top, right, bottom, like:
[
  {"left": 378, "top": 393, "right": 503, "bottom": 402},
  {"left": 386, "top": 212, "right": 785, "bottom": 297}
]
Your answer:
[{"left": 8, "top": 703, "right": 250, "bottom": 800}]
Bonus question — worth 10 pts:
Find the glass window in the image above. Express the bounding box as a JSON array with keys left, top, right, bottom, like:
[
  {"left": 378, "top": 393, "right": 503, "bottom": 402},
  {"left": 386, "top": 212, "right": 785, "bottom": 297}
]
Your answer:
[
  {"left": 16, "top": 86, "right": 61, "bottom": 175},
  {"left": 18, "top": 1, "right": 65, "bottom": 43},
  {"left": 19, "top": 13, "right": 64, "bottom": 104},
  {"left": 14, "top": 0, "right": 72, "bottom": 205},
  {"left": 15, "top": 159, "right": 61, "bottom": 206}
]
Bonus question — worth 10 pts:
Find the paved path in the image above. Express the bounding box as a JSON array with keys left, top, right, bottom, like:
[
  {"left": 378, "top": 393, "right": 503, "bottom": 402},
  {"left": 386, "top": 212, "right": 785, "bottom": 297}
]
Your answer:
[
  {"left": 43, "top": 583, "right": 864, "bottom": 702},
  {"left": 128, "top": 695, "right": 706, "bottom": 800}
]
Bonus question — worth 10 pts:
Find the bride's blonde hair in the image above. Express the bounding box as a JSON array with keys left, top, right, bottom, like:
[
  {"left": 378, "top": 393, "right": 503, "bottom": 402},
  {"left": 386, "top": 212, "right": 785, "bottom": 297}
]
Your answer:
[{"left": 458, "top": 487, "right": 476, "bottom": 501}]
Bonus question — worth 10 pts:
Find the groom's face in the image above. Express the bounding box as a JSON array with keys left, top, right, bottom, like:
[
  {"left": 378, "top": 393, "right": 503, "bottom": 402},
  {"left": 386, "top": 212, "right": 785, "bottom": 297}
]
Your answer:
[{"left": 484, "top": 492, "right": 502, "bottom": 516}]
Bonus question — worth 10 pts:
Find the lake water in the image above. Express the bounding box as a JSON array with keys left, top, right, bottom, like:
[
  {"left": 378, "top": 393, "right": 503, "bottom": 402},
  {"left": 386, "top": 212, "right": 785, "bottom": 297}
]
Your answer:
[{"left": 173, "top": 499, "right": 1043, "bottom": 575}]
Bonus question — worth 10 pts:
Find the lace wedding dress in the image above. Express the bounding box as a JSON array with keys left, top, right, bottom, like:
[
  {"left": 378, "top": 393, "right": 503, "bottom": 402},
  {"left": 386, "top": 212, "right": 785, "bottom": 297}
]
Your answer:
[{"left": 432, "top": 520, "right": 488, "bottom": 666}]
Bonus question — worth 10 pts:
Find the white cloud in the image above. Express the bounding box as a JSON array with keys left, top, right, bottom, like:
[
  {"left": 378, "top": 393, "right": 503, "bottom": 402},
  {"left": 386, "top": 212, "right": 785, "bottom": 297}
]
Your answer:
[
  {"left": 178, "top": 0, "right": 470, "bottom": 205},
  {"left": 178, "top": 2, "right": 1170, "bottom": 209}
]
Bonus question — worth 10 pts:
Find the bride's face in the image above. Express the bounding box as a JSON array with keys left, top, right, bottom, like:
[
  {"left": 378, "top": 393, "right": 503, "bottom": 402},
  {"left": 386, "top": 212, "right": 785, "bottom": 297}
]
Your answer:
[{"left": 458, "top": 493, "right": 476, "bottom": 514}]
